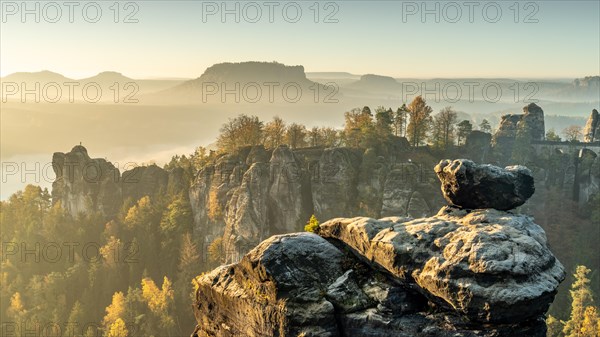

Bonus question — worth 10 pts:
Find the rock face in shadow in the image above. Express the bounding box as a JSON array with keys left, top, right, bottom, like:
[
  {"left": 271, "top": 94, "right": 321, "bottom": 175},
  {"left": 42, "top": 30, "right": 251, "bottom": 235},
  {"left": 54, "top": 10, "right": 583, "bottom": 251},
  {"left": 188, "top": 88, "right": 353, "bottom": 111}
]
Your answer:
[
  {"left": 492, "top": 103, "right": 545, "bottom": 158},
  {"left": 192, "top": 161, "right": 564, "bottom": 337},
  {"left": 435, "top": 159, "right": 535, "bottom": 210},
  {"left": 311, "top": 148, "right": 362, "bottom": 220},
  {"left": 268, "top": 146, "right": 313, "bottom": 234},
  {"left": 222, "top": 163, "right": 270, "bottom": 263},
  {"left": 521, "top": 103, "right": 546, "bottom": 141},
  {"left": 464, "top": 130, "right": 492, "bottom": 162},
  {"left": 121, "top": 164, "right": 169, "bottom": 202},
  {"left": 189, "top": 144, "right": 438, "bottom": 263},
  {"left": 193, "top": 234, "right": 345, "bottom": 337}
]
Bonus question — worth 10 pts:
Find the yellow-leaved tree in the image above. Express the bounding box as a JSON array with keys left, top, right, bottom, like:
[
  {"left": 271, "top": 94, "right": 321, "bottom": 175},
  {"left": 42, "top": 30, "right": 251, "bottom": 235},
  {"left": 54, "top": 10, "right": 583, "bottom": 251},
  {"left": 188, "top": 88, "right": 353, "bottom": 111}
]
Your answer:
[
  {"left": 581, "top": 306, "right": 599, "bottom": 337},
  {"left": 141, "top": 276, "right": 175, "bottom": 332},
  {"left": 6, "top": 292, "right": 26, "bottom": 322},
  {"left": 103, "top": 292, "right": 126, "bottom": 330},
  {"left": 406, "top": 96, "right": 433, "bottom": 147},
  {"left": 304, "top": 215, "right": 320, "bottom": 233},
  {"left": 107, "top": 318, "right": 128, "bottom": 337},
  {"left": 563, "top": 266, "right": 598, "bottom": 337}
]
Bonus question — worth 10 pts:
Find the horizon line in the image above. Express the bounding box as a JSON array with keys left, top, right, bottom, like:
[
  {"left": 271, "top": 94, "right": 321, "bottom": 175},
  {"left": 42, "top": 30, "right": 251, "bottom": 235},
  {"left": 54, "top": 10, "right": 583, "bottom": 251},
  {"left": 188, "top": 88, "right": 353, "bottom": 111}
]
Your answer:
[{"left": 2, "top": 68, "right": 599, "bottom": 81}]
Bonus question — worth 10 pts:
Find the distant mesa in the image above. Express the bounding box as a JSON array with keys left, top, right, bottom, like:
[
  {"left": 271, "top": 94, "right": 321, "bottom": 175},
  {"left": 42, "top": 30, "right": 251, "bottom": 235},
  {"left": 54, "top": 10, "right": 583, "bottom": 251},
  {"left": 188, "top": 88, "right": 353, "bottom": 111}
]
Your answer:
[
  {"left": 347, "top": 73, "right": 400, "bottom": 92},
  {"left": 305, "top": 71, "right": 361, "bottom": 80},
  {"left": 357, "top": 74, "right": 398, "bottom": 84},
  {"left": 80, "top": 71, "right": 134, "bottom": 83},
  {"left": 181, "top": 61, "right": 312, "bottom": 87},
  {"left": 163, "top": 61, "right": 328, "bottom": 103},
  {"left": 1, "top": 70, "right": 74, "bottom": 83}
]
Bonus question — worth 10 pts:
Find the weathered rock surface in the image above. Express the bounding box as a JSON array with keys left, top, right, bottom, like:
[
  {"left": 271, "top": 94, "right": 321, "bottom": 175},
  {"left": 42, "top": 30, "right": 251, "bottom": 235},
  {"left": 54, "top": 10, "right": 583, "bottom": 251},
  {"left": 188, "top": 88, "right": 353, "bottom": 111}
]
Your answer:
[
  {"left": 193, "top": 210, "right": 563, "bottom": 336},
  {"left": 494, "top": 103, "right": 544, "bottom": 142},
  {"left": 583, "top": 109, "right": 600, "bottom": 143},
  {"left": 192, "top": 161, "right": 564, "bottom": 337},
  {"left": 578, "top": 152, "right": 600, "bottom": 204},
  {"left": 312, "top": 148, "right": 362, "bottom": 220},
  {"left": 435, "top": 159, "right": 534, "bottom": 210},
  {"left": 319, "top": 207, "right": 564, "bottom": 324},
  {"left": 222, "top": 163, "right": 270, "bottom": 262},
  {"left": 189, "top": 152, "right": 249, "bottom": 260},
  {"left": 492, "top": 103, "right": 545, "bottom": 159},
  {"left": 193, "top": 227, "right": 557, "bottom": 337},
  {"left": 52, "top": 145, "right": 183, "bottom": 217},
  {"left": 52, "top": 145, "right": 121, "bottom": 217},
  {"left": 268, "top": 146, "right": 313, "bottom": 234},
  {"left": 464, "top": 130, "right": 492, "bottom": 162},
  {"left": 190, "top": 145, "right": 437, "bottom": 263},
  {"left": 193, "top": 233, "right": 345, "bottom": 337},
  {"left": 521, "top": 103, "right": 546, "bottom": 141},
  {"left": 121, "top": 164, "right": 169, "bottom": 202}
]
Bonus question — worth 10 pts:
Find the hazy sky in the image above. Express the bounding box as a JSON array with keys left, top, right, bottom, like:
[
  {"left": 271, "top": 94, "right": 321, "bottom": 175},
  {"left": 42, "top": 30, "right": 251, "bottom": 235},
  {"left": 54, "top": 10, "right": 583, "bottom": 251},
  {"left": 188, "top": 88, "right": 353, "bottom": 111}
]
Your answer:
[{"left": 1, "top": 0, "right": 599, "bottom": 78}]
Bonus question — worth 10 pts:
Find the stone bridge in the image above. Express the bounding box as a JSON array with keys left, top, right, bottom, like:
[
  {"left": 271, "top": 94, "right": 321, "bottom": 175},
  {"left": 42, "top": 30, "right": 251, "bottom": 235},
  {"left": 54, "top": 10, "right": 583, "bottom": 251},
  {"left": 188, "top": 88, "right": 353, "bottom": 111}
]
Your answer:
[{"left": 532, "top": 140, "right": 600, "bottom": 157}]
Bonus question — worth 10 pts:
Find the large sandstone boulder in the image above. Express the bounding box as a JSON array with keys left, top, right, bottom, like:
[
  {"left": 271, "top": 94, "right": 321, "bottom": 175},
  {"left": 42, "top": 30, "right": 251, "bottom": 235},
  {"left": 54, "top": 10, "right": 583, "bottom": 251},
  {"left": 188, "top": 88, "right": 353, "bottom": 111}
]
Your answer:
[
  {"left": 193, "top": 224, "right": 558, "bottom": 337},
  {"left": 319, "top": 207, "right": 564, "bottom": 324},
  {"left": 435, "top": 159, "right": 534, "bottom": 210},
  {"left": 193, "top": 233, "right": 346, "bottom": 337}
]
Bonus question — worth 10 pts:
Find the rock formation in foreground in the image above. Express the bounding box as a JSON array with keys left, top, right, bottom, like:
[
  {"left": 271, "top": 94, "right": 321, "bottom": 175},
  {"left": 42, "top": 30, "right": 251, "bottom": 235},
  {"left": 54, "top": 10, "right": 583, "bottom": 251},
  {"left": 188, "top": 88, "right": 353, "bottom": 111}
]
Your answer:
[{"left": 191, "top": 159, "right": 565, "bottom": 337}]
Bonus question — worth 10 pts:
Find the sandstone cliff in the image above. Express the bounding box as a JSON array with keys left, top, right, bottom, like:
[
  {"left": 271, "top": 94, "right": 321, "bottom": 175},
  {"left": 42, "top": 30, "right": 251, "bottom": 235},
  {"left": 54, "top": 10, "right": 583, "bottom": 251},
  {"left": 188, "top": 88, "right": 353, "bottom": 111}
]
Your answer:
[
  {"left": 192, "top": 160, "right": 565, "bottom": 337},
  {"left": 188, "top": 145, "right": 441, "bottom": 263},
  {"left": 52, "top": 145, "right": 183, "bottom": 217}
]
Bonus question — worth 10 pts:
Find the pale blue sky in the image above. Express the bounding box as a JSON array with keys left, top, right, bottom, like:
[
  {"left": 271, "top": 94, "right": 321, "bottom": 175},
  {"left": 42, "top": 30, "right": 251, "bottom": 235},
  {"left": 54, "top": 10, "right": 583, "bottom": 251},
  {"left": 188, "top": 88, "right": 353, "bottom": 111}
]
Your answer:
[{"left": 1, "top": 0, "right": 599, "bottom": 78}]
